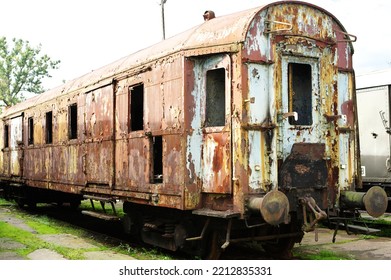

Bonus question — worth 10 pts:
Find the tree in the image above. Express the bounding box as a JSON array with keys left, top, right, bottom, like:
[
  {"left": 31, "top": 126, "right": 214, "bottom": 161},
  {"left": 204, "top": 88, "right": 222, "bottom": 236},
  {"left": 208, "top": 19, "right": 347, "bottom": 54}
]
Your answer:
[{"left": 0, "top": 37, "right": 60, "bottom": 108}]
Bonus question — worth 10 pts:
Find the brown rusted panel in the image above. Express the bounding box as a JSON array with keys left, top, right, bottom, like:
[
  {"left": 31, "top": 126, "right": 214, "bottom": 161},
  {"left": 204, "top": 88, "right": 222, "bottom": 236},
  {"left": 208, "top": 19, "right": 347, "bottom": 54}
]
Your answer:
[
  {"left": 2, "top": 151, "right": 10, "bottom": 177},
  {"left": 145, "top": 84, "right": 163, "bottom": 132},
  {"left": 85, "top": 86, "right": 114, "bottom": 139},
  {"left": 84, "top": 85, "right": 114, "bottom": 188},
  {"left": 114, "top": 139, "right": 129, "bottom": 189},
  {"left": 48, "top": 182, "right": 83, "bottom": 194},
  {"left": 201, "top": 194, "right": 233, "bottom": 211},
  {"left": 202, "top": 132, "right": 231, "bottom": 194},
  {"left": 67, "top": 144, "right": 86, "bottom": 186},
  {"left": 341, "top": 99, "right": 354, "bottom": 128},
  {"left": 24, "top": 148, "right": 46, "bottom": 182},
  {"left": 162, "top": 78, "right": 183, "bottom": 131},
  {"left": 127, "top": 136, "right": 150, "bottom": 191},
  {"left": 163, "top": 135, "right": 183, "bottom": 187},
  {"left": 144, "top": 58, "right": 183, "bottom": 133},
  {"left": 115, "top": 85, "right": 129, "bottom": 137},
  {"left": 86, "top": 141, "right": 113, "bottom": 187},
  {"left": 51, "top": 146, "right": 68, "bottom": 182},
  {"left": 334, "top": 22, "right": 354, "bottom": 71}
]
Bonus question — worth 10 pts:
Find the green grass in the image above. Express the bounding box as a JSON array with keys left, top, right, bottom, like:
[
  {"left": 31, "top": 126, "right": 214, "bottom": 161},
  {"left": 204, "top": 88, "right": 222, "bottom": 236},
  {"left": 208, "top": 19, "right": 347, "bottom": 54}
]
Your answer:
[
  {"left": 295, "top": 249, "right": 353, "bottom": 260},
  {"left": 79, "top": 199, "right": 125, "bottom": 217}
]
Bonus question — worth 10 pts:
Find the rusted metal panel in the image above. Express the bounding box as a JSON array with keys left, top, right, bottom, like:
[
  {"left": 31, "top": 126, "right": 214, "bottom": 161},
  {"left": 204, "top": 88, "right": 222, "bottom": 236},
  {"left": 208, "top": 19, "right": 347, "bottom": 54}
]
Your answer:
[
  {"left": 162, "top": 78, "right": 183, "bottom": 131},
  {"left": 85, "top": 141, "right": 113, "bottom": 187},
  {"left": 67, "top": 144, "right": 85, "bottom": 186},
  {"left": 114, "top": 83, "right": 129, "bottom": 137},
  {"left": 84, "top": 85, "right": 114, "bottom": 188},
  {"left": 245, "top": 64, "right": 272, "bottom": 192},
  {"left": 279, "top": 143, "right": 329, "bottom": 210},
  {"left": 2, "top": 151, "right": 10, "bottom": 177},
  {"left": 127, "top": 137, "right": 150, "bottom": 191},
  {"left": 10, "top": 116, "right": 23, "bottom": 176},
  {"left": 85, "top": 86, "right": 114, "bottom": 139},
  {"left": 114, "top": 139, "right": 129, "bottom": 189},
  {"left": 163, "top": 135, "right": 183, "bottom": 187},
  {"left": 24, "top": 147, "right": 47, "bottom": 183},
  {"left": 185, "top": 54, "right": 232, "bottom": 195},
  {"left": 51, "top": 146, "right": 68, "bottom": 182},
  {"left": 202, "top": 132, "right": 231, "bottom": 193},
  {"left": 145, "top": 83, "right": 164, "bottom": 132}
]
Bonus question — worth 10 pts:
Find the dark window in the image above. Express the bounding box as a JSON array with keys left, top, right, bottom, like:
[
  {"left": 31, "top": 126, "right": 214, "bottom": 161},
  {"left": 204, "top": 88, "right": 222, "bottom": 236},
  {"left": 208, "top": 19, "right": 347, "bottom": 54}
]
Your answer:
[
  {"left": 28, "top": 117, "right": 34, "bottom": 145},
  {"left": 46, "top": 111, "right": 53, "bottom": 144},
  {"left": 129, "top": 84, "right": 144, "bottom": 132},
  {"left": 288, "top": 63, "right": 312, "bottom": 125},
  {"left": 205, "top": 68, "right": 226, "bottom": 127},
  {"left": 152, "top": 136, "right": 163, "bottom": 183},
  {"left": 4, "top": 124, "right": 9, "bottom": 148},
  {"left": 68, "top": 103, "right": 78, "bottom": 140}
]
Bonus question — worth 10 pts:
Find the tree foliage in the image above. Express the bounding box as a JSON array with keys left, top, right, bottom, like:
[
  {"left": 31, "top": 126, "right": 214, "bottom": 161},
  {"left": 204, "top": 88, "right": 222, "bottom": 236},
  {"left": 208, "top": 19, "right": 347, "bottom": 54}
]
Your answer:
[{"left": 0, "top": 37, "right": 60, "bottom": 107}]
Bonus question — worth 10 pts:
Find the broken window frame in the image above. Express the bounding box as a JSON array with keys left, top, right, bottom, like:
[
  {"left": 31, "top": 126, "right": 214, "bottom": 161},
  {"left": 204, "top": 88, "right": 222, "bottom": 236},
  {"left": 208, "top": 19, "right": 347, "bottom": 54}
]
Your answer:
[
  {"left": 129, "top": 83, "right": 144, "bottom": 132},
  {"left": 151, "top": 135, "right": 163, "bottom": 184},
  {"left": 287, "top": 62, "right": 313, "bottom": 126},
  {"left": 28, "top": 117, "right": 34, "bottom": 145},
  {"left": 68, "top": 103, "right": 78, "bottom": 140},
  {"left": 205, "top": 67, "right": 227, "bottom": 127},
  {"left": 4, "top": 124, "right": 9, "bottom": 148},
  {"left": 45, "top": 111, "right": 53, "bottom": 144}
]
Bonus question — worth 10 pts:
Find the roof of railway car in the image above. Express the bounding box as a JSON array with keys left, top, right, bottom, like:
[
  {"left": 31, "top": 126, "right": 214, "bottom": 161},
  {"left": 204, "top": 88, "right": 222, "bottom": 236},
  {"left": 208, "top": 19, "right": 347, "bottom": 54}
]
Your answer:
[{"left": 1, "top": 1, "right": 347, "bottom": 119}]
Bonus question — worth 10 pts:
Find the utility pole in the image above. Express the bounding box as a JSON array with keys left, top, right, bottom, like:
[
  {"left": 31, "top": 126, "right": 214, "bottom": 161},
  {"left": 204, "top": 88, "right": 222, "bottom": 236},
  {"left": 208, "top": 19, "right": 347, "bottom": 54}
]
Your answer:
[{"left": 161, "top": 0, "right": 167, "bottom": 40}]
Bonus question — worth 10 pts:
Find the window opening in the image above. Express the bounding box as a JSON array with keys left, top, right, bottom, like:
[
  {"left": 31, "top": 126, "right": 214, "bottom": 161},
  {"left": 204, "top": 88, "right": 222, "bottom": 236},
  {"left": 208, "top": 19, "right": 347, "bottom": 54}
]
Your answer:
[
  {"left": 129, "top": 84, "right": 144, "bottom": 131},
  {"left": 288, "top": 63, "right": 312, "bottom": 125},
  {"left": 68, "top": 103, "right": 78, "bottom": 139},
  {"left": 152, "top": 136, "right": 163, "bottom": 183},
  {"left": 28, "top": 117, "right": 34, "bottom": 145},
  {"left": 4, "top": 124, "right": 9, "bottom": 148},
  {"left": 205, "top": 68, "right": 226, "bottom": 127},
  {"left": 46, "top": 111, "right": 53, "bottom": 144}
]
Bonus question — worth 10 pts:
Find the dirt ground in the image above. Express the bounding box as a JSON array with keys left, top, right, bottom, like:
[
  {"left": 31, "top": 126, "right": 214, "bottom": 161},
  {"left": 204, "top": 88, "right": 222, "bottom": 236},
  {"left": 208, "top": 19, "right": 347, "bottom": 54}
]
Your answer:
[
  {"left": 295, "top": 227, "right": 391, "bottom": 259},
  {"left": 1, "top": 204, "right": 391, "bottom": 260}
]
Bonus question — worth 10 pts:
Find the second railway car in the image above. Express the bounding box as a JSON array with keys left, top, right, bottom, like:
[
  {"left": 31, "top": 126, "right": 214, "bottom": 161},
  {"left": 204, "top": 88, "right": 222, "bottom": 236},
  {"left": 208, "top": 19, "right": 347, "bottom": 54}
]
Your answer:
[
  {"left": 356, "top": 69, "right": 391, "bottom": 205},
  {"left": 0, "top": 1, "right": 388, "bottom": 258}
]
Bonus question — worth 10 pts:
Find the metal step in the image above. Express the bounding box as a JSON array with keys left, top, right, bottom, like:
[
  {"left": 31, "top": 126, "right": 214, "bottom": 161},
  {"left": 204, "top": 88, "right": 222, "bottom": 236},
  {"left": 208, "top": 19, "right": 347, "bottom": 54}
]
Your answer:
[
  {"left": 83, "top": 194, "right": 116, "bottom": 202},
  {"left": 81, "top": 210, "right": 120, "bottom": 221},
  {"left": 192, "top": 208, "right": 241, "bottom": 218},
  {"left": 333, "top": 222, "right": 380, "bottom": 234}
]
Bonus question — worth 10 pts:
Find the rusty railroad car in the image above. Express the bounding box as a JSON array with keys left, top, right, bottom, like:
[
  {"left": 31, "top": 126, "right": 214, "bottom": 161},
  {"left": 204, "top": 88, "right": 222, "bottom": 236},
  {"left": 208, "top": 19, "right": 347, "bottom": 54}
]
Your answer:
[{"left": 0, "top": 1, "right": 388, "bottom": 258}]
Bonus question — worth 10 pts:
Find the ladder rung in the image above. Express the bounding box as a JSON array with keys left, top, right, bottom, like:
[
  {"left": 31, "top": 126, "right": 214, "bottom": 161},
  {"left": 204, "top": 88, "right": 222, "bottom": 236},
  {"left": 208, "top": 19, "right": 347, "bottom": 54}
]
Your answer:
[{"left": 83, "top": 195, "right": 115, "bottom": 202}]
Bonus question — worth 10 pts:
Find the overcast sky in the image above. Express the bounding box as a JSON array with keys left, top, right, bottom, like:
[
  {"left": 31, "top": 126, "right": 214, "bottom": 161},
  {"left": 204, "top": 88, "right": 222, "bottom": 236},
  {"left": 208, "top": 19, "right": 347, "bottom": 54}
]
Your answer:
[{"left": 1, "top": 0, "right": 390, "bottom": 90}]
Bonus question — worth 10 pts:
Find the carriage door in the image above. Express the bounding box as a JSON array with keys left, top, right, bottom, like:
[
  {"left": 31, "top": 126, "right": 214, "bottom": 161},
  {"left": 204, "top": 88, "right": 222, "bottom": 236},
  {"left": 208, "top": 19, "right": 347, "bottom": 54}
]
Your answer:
[
  {"left": 199, "top": 55, "right": 231, "bottom": 194},
  {"left": 279, "top": 57, "right": 321, "bottom": 159},
  {"left": 10, "top": 115, "right": 23, "bottom": 177}
]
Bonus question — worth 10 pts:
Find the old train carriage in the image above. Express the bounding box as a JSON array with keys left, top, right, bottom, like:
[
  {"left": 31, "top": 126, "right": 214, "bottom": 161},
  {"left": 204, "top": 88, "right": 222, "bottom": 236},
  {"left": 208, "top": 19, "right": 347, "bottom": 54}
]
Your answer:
[{"left": 0, "top": 1, "right": 387, "bottom": 258}]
